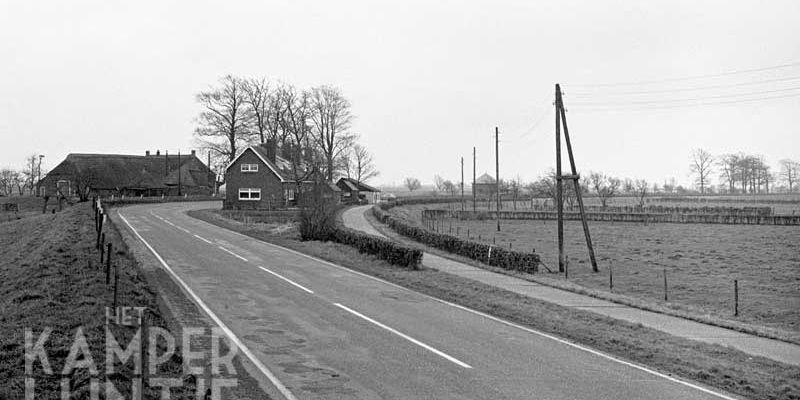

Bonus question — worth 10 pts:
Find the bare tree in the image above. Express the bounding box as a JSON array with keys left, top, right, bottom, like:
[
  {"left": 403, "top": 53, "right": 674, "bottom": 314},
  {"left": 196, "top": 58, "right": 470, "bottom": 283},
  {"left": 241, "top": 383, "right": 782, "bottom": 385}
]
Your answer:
[
  {"left": 779, "top": 159, "right": 800, "bottom": 192},
  {"left": 404, "top": 177, "right": 421, "bottom": 192},
  {"left": 443, "top": 180, "right": 457, "bottom": 196},
  {"left": 433, "top": 175, "right": 446, "bottom": 192},
  {"left": 633, "top": 179, "right": 648, "bottom": 207},
  {"left": 509, "top": 177, "right": 522, "bottom": 210},
  {"left": 310, "top": 85, "right": 355, "bottom": 182},
  {"left": 0, "top": 168, "right": 17, "bottom": 196},
  {"left": 242, "top": 77, "right": 272, "bottom": 144},
  {"left": 717, "top": 153, "right": 740, "bottom": 194},
  {"left": 194, "top": 75, "right": 253, "bottom": 163},
  {"left": 689, "top": 148, "right": 714, "bottom": 194},
  {"left": 622, "top": 178, "right": 635, "bottom": 195},
  {"left": 589, "top": 172, "right": 621, "bottom": 208},
  {"left": 350, "top": 144, "right": 379, "bottom": 183}
]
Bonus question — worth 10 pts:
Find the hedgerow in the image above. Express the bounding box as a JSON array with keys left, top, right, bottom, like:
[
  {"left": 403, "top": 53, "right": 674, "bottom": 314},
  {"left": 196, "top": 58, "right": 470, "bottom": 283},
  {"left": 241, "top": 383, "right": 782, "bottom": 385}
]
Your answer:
[
  {"left": 373, "top": 205, "right": 539, "bottom": 273},
  {"left": 332, "top": 228, "right": 423, "bottom": 269}
]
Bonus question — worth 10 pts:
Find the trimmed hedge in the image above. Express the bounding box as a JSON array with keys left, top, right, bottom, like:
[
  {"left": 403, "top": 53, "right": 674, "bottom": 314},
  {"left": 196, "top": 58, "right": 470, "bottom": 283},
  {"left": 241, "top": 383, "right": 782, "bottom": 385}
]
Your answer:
[
  {"left": 373, "top": 205, "right": 539, "bottom": 273},
  {"left": 331, "top": 227, "right": 423, "bottom": 269}
]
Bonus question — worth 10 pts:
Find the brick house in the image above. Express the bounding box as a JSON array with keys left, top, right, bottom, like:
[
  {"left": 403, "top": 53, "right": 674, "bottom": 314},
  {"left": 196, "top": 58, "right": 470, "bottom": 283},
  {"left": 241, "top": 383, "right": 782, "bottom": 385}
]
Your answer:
[
  {"left": 40, "top": 150, "right": 215, "bottom": 199},
  {"left": 223, "top": 141, "right": 339, "bottom": 209}
]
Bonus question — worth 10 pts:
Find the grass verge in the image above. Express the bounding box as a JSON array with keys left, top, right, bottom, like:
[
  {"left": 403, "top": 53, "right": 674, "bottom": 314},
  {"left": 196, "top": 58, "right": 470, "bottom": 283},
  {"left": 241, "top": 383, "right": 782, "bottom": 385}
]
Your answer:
[{"left": 190, "top": 207, "right": 800, "bottom": 400}]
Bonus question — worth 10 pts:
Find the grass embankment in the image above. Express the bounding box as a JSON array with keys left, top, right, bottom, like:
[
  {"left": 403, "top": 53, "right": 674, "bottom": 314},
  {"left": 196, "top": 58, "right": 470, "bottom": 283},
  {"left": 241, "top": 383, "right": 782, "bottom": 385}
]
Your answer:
[
  {"left": 0, "top": 196, "right": 65, "bottom": 222},
  {"left": 190, "top": 207, "right": 800, "bottom": 400},
  {"left": 0, "top": 203, "right": 194, "bottom": 398},
  {"left": 390, "top": 203, "right": 800, "bottom": 341},
  {"left": 0, "top": 203, "right": 266, "bottom": 399}
]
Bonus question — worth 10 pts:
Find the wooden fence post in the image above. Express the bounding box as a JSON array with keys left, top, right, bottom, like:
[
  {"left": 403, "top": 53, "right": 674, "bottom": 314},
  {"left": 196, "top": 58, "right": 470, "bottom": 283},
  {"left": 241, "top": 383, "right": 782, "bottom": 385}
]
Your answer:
[
  {"left": 609, "top": 260, "right": 613, "bottom": 292},
  {"left": 105, "top": 243, "right": 112, "bottom": 284},
  {"left": 734, "top": 279, "right": 739, "bottom": 316},
  {"left": 100, "top": 233, "right": 105, "bottom": 263},
  {"left": 663, "top": 268, "right": 668, "bottom": 301}
]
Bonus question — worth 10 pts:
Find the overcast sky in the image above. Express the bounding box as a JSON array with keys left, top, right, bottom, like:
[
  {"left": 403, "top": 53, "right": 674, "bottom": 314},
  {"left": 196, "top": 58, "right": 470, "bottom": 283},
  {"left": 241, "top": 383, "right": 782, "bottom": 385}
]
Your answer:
[{"left": 2, "top": 0, "right": 799, "bottom": 188}]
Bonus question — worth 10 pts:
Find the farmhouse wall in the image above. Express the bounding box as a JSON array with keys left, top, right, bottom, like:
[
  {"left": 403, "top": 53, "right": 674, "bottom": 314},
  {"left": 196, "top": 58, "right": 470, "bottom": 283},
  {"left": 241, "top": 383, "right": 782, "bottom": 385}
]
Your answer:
[{"left": 224, "top": 148, "right": 285, "bottom": 209}]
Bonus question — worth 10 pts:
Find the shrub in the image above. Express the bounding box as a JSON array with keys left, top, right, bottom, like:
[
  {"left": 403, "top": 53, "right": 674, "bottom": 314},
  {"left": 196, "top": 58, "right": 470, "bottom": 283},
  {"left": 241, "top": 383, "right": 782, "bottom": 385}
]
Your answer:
[
  {"left": 373, "top": 205, "right": 539, "bottom": 273},
  {"left": 332, "top": 228, "right": 423, "bottom": 269},
  {"left": 298, "top": 183, "right": 339, "bottom": 241}
]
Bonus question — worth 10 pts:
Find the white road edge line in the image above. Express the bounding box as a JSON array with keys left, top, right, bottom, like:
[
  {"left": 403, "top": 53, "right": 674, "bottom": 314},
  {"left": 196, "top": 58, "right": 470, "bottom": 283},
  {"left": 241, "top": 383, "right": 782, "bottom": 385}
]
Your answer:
[
  {"left": 117, "top": 211, "right": 298, "bottom": 400},
  {"left": 189, "top": 213, "right": 739, "bottom": 400},
  {"left": 193, "top": 234, "right": 213, "bottom": 244},
  {"left": 258, "top": 267, "right": 314, "bottom": 294},
  {"left": 333, "top": 303, "right": 472, "bottom": 369},
  {"left": 218, "top": 246, "right": 249, "bottom": 262}
]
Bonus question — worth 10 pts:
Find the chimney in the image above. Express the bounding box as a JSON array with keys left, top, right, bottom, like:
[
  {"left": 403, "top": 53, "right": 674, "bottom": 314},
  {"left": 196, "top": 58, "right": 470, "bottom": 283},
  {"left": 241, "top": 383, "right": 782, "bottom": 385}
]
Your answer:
[
  {"left": 191, "top": 149, "right": 196, "bottom": 156},
  {"left": 146, "top": 150, "right": 150, "bottom": 156},
  {"left": 261, "top": 139, "right": 277, "bottom": 163},
  {"left": 156, "top": 150, "right": 160, "bottom": 156}
]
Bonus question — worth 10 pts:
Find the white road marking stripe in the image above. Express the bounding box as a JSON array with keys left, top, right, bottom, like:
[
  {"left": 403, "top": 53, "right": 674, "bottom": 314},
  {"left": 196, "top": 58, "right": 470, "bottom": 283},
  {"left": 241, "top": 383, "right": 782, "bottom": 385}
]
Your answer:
[
  {"left": 150, "top": 212, "right": 191, "bottom": 233},
  {"left": 190, "top": 210, "right": 739, "bottom": 400},
  {"left": 218, "top": 246, "right": 248, "bottom": 262},
  {"left": 258, "top": 267, "right": 314, "bottom": 294},
  {"left": 117, "top": 212, "right": 298, "bottom": 400},
  {"left": 193, "top": 234, "right": 213, "bottom": 244},
  {"left": 333, "top": 303, "right": 472, "bottom": 369}
]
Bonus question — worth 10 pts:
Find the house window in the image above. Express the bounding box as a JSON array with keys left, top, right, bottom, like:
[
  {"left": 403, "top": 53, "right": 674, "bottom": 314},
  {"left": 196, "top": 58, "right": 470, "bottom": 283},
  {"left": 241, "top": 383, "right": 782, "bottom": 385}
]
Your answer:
[
  {"left": 56, "top": 180, "right": 71, "bottom": 197},
  {"left": 287, "top": 189, "right": 295, "bottom": 201},
  {"left": 239, "top": 188, "right": 261, "bottom": 200},
  {"left": 241, "top": 163, "right": 259, "bottom": 172}
]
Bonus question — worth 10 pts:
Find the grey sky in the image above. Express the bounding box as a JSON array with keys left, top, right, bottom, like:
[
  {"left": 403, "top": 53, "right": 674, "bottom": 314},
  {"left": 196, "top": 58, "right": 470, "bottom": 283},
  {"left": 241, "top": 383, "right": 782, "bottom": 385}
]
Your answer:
[{"left": 2, "top": 0, "right": 798, "bottom": 188}]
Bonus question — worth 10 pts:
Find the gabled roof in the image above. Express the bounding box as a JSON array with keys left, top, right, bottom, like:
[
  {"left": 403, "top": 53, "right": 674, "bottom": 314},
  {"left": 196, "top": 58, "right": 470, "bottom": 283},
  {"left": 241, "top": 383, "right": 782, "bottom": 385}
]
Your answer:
[
  {"left": 44, "top": 153, "right": 214, "bottom": 189},
  {"left": 337, "top": 177, "right": 380, "bottom": 192},
  {"left": 475, "top": 173, "right": 496, "bottom": 184},
  {"left": 226, "top": 146, "right": 313, "bottom": 182}
]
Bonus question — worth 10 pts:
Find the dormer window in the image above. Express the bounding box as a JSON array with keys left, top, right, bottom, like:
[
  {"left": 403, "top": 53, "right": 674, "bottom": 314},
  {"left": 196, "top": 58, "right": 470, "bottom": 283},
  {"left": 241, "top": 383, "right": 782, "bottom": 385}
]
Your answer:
[{"left": 241, "top": 163, "right": 259, "bottom": 172}]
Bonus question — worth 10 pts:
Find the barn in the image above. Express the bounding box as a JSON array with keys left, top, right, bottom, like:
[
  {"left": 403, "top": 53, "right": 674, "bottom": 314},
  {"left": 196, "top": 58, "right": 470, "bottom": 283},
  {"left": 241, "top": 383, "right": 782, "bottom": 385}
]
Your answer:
[{"left": 40, "top": 150, "right": 215, "bottom": 199}]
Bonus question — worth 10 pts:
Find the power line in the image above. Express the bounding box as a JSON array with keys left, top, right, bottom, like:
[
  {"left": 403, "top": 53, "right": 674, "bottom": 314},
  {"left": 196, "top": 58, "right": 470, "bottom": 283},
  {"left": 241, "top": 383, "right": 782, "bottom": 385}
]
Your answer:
[
  {"left": 569, "top": 86, "right": 800, "bottom": 107},
  {"left": 572, "top": 92, "right": 800, "bottom": 112},
  {"left": 567, "top": 61, "right": 800, "bottom": 88},
  {"left": 566, "top": 75, "right": 800, "bottom": 96}
]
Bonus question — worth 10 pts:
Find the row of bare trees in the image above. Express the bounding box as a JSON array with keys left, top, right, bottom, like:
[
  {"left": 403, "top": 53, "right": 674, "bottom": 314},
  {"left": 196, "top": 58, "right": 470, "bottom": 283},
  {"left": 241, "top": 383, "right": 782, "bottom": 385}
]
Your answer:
[
  {"left": 691, "top": 149, "right": 799, "bottom": 194},
  {"left": 194, "top": 75, "right": 377, "bottom": 184},
  {"left": 0, "top": 154, "right": 46, "bottom": 197},
  {"left": 423, "top": 169, "right": 651, "bottom": 209}
]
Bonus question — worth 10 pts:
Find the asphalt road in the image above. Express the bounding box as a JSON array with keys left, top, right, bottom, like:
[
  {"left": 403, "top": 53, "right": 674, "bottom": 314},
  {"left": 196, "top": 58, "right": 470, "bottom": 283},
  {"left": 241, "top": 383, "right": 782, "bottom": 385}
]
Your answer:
[{"left": 117, "top": 202, "right": 738, "bottom": 400}]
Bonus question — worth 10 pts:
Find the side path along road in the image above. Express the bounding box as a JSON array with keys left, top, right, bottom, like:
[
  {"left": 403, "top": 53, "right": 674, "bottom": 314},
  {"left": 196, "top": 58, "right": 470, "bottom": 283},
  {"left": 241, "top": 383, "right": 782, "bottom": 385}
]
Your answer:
[
  {"left": 342, "top": 205, "right": 800, "bottom": 367},
  {"left": 116, "top": 202, "right": 740, "bottom": 400}
]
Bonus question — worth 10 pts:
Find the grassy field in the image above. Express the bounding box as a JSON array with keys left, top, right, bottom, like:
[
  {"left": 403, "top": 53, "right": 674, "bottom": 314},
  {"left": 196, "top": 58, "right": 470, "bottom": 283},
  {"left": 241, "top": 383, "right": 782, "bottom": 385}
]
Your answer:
[
  {"left": 392, "top": 203, "right": 800, "bottom": 335},
  {"left": 190, "top": 207, "right": 800, "bottom": 400}
]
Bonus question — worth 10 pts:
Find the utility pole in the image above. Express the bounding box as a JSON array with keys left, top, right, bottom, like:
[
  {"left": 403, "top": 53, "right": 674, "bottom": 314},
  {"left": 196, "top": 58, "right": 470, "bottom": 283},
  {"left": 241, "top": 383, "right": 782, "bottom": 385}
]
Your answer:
[
  {"left": 495, "top": 127, "right": 501, "bottom": 232},
  {"left": 37, "top": 155, "right": 44, "bottom": 197},
  {"left": 555, "top": 83, "right": 598, "bottom": 272},
  {"left": 472, "top": 146, "right": 476, "bottom": 212},
  {"left": 461, "top": 156, "right": 465, "bottom": 211},
  {"left": 178, "top": 151, "right": 182, "bottom": 197}
]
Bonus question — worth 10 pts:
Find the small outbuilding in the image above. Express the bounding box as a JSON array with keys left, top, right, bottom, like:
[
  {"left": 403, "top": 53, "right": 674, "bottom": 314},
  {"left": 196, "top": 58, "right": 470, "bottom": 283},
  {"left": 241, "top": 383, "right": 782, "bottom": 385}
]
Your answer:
[{"left": 336, "top": 177, "right": 381, "bottom": 204}]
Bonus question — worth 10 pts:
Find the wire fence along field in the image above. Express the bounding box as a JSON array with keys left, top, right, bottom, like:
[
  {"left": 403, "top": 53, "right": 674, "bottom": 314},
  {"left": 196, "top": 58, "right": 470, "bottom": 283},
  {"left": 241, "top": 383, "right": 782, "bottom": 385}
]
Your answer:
[{"left": 392, "top": 203, "right": 800, "bottom": 335}]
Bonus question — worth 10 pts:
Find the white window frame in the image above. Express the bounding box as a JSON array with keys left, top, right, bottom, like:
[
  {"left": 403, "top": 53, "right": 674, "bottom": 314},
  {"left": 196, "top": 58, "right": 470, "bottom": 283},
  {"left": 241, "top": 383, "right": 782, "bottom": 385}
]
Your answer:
[
  {"left": 240, "top": 163, "right": 259, "bottom": 173},
  {"left": 56, "top": 180, "right": 71, "bottom": 196},
  {"left": 238, "top": 188, "right": 261, "bottom": 201}
]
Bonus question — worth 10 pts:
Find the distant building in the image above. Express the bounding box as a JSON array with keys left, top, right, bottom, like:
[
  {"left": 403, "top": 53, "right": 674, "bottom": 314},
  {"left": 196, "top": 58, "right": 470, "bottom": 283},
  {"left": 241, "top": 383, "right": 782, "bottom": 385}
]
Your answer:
[
  {"left": 336, "top": 177, "right": 381, "bottom": 204},
  {"left": 473, "top": 173, "right": 496, "bottom": 199},
  {"left": 224, "top": 140, "right": 339, "bottom": 209},
  {"left": 41, "top": 150, "right": 215, "bottom": 198}
]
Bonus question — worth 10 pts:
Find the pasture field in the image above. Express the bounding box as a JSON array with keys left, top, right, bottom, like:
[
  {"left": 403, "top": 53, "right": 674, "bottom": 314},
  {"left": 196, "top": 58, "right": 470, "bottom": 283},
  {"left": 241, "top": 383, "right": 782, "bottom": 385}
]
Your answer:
[
  {"left": 392, "top": 203, "right": 800, "bottom": 334},
  {"left": 0, "top": 196, "right": 46, "bottom": 222}
]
